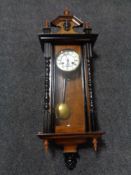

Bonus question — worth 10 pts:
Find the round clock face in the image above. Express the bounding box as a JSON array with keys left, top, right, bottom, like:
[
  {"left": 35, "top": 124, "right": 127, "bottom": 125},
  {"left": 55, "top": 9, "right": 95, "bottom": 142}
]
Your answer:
[{"left": 56, "top": 50, "right": 80, "bottom": 72}]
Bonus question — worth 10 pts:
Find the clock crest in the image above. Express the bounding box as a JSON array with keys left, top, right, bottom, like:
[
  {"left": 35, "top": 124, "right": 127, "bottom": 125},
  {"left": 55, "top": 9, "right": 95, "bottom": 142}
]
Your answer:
[{"left": 37, "top": 9, "right": 105, "bottom": 170}]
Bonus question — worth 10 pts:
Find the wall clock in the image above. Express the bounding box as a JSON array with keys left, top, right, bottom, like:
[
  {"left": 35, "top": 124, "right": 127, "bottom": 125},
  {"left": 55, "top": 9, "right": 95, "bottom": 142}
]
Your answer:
[{"left": 37, "top": 9, "right": 105, "bottom": 170}]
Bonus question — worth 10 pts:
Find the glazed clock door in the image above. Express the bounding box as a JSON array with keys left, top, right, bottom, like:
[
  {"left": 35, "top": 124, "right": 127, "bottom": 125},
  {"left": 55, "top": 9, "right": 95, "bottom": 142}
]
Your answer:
[{"left": 54, "top": 45, "right": 85, "bottom": 133}]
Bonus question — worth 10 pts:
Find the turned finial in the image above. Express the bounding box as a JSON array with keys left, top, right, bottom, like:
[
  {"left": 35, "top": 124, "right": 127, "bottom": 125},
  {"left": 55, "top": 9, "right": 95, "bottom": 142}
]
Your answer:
[
  {"left": 84, "top": 21, "right": 91, "bottom": 29},
  {"left": 64, "top": 7, "right": 71, "bottom": 16},
  {"left": 83, "top": 21, "right": 92, "bottom": 33},
  {"left": 44, "top": 20, "right": 49, "bottom": 28}
]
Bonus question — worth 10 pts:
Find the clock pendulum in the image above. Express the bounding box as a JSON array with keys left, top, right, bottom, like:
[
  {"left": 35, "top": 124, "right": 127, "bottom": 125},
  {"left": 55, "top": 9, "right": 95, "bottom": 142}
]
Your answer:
[
  {"left": 37, "top": 9, "right": 105, "bottom": 170},
  {"left": 55, "top": 77, "right": 70, "bottom": 120}
]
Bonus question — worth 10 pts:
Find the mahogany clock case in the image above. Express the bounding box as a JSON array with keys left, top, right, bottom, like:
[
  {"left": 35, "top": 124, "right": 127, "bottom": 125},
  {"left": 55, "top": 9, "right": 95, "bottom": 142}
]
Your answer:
[
  {"left": 1, "top": 0, "right": 130, "bottom": 175},
  {"left": 37, "top": 9, "right": 105, "bottom": 169}
]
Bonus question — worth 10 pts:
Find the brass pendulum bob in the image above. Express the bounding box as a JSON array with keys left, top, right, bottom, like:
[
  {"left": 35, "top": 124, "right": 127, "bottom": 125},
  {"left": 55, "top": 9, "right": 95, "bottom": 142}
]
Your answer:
[
  {"left": 55, "top": 78, "right": 70, "bottom": 120},
  {"left": 55, "top": 103, "right": 70, "bottom": 120}
]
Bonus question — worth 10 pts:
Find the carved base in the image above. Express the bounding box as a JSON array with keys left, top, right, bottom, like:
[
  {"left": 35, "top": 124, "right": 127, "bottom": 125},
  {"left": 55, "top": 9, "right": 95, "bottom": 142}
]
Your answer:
[
  {"left": 64, "top": 153, "right": 79, "bottom": 170},
  {"left": 38, "top": 131, "right": 105, "bottom": 169}
]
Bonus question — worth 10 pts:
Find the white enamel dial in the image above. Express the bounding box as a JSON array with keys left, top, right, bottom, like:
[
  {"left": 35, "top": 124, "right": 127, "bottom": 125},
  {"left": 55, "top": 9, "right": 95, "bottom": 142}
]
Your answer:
[{"left": 56, "top": 50, "right": 80, "bottom": 72}]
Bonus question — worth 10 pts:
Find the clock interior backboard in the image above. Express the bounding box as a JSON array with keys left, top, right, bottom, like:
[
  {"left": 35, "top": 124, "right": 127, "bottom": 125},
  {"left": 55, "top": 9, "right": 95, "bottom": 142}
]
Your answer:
[{"left": 54, "top": 45, "right": 85, "bottom": 133}]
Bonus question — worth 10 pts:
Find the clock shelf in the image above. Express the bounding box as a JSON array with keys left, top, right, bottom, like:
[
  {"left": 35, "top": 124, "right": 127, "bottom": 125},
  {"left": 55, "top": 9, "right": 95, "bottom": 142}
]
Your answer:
[{"left": 37, "top": 131, "right": 105, "bottom": 140}]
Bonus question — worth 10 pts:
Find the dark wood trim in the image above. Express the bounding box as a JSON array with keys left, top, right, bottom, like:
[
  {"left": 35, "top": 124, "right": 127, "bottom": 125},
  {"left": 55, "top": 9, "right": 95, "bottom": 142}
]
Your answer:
[
  {"left": 37, "top": 131, "right": 105, "bottom": 140},
  {"left": 39, "top": 33, "right": 98, "bottom": 47},
  {"left": 86, "top": 43, "right": 96, "bottom": 131},
  {"left": 81, "top": 46, "right": 88, "bottom": 132},
  {"left": 50, "top": 44, "right": 55, "bottom": 132}
]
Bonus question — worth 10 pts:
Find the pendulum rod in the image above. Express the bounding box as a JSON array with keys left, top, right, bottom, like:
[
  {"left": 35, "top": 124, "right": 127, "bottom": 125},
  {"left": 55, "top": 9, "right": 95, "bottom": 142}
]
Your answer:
[{"left": 62, "top": 78, "right": 67, "bottom": 103}]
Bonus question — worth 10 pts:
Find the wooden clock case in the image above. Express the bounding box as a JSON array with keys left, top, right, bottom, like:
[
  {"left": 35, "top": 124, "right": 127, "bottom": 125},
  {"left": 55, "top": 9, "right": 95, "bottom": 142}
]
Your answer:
[{"left": 37, "top": 9, "right": 105, "bottom": 170}]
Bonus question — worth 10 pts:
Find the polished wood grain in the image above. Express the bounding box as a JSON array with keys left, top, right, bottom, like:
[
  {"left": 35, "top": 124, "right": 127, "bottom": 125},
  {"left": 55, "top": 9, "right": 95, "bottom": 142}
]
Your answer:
[
  {"left": 37, "top": 131, "right": 105, "bottom": 153},
  {"left": 64, "top": 145, "right": 77, "bottom": 153}
]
